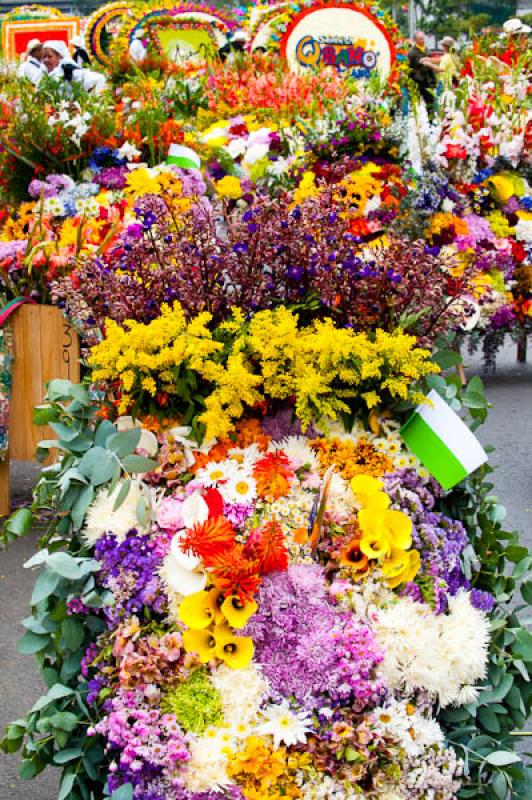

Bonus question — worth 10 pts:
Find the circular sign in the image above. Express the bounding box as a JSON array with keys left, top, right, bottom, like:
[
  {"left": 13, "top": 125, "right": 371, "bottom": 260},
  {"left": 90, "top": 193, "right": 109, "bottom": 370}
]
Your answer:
[{"left": 281, "top": 4, "right": 395, "bottom": 79}]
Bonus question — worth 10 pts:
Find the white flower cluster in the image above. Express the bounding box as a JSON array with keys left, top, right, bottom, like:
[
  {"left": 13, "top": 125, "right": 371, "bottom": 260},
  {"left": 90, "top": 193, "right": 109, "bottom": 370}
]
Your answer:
[
  {"left": 83, "top": 480, "right": 151, "bottom": 546},
  {"left": 375, "top": 591, "right": 490, "bottom": 706}
]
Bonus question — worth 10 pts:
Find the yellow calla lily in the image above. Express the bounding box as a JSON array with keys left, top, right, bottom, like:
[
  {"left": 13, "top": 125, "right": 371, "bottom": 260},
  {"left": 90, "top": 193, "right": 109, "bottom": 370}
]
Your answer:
[
  {"left": 182, "top": 629, "right": 218, "bottom": 663},
  {"left": 384, "top": 549, "right": 421, "bottom": 589},
  {"left": 221, "top": 595, "right": 258, "bottom": 629},
  {"left": 350, "top": 475, "right": 383, "bottom": 500},
  {"left": 360, "top": 530, "right": 392, "bottom": 560},
  {"left": 358, "top": 508, "right": 412, "bottom": 552},
  {"left": 363, "top": 492, "right": 391, "bottom": 511},
  {"left": 213, "top": 624, "right": 255, "bottom": 670},
  {"left": 178, "top": 591, "right": 215, "bottom": 629}
]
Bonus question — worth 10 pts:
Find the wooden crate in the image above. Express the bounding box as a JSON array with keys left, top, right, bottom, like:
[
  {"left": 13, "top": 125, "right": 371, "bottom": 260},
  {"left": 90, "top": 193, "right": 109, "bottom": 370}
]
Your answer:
[{"left": 0, "top": 305, "right": 80, "bottom": 516}]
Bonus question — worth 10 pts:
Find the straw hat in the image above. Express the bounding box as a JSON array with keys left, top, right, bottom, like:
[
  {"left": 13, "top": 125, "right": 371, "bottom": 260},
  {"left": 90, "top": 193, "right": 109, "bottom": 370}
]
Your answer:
[
  {"left": 439, "top": 36, "right": 457, "bottom": 49},
  {"left": 502, "top": 18, "right": 531, "bottom": 35}
]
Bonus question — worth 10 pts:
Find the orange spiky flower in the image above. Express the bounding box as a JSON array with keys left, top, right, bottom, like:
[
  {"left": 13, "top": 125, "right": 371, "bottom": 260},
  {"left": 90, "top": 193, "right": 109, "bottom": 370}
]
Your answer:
[
  {"left": 180, "top": 516, "right": 235, "bottom": 563},
  {"left": 245, "top": 520, "right": 289, "bottom": 574},
  {"left": 209, "top": 545, "right": 262, "bottom": 602},
  {"left": 253, "top": 451, "right": 294, "bottom": 501}
]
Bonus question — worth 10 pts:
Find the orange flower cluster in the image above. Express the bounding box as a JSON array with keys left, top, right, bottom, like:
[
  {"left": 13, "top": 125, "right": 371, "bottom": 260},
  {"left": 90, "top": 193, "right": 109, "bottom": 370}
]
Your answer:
[{"left": 313, "top": 437, "right": 393, "bottom": 481}]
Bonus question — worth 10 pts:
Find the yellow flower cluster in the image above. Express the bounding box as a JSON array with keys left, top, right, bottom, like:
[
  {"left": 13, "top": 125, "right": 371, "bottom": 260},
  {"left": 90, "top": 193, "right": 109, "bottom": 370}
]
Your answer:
[
  {"left": 351, "top": 475, "right": 421, "bottom": 588},
  {"left": 89, "top": 303, "right": 438, "bottom": 441},
  {"left": 215, "top": 175, "right": 243, "bottom": 199},
  {"left": 228, "top": 735, "right": 309, "bottom": 799},
  {"left": 292, "top": 171, "right": 318, "bottom": 205},
  {"left": 179, "top": 589, "right": 256, "bottom": 670},
  {"left": 333, "top": 163, "right": 383, "bottom": 217}
]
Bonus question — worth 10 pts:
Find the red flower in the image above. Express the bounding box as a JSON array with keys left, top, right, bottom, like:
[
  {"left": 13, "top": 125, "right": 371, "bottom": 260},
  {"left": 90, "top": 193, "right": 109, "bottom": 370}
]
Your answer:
[
  {"left": 180, "top": 516, "right": 235, "bottom": 563},
  {"left": 209, "top": 544, "right": 261, "bottom": 601},
  {"left": 244, "top": 520, "right": 289, "bottom": 574},
  {"left": 254, "top": 451, "right": 294, "bottom": 501},
  {"left": 445, "top": 143, "right": 468, "bottom": 160}
]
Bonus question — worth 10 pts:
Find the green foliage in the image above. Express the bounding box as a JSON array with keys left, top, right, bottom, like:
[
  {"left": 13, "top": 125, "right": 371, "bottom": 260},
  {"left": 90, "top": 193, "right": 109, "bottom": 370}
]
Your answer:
[
  {"left": 0, "top": 548, "right": 110, "bottom": 798},
  {"left": 429, "top": 362, "right": 532, "bottom": 799},
  {"left": 1, "top": 379, "right": 156, "bottom": 548}
]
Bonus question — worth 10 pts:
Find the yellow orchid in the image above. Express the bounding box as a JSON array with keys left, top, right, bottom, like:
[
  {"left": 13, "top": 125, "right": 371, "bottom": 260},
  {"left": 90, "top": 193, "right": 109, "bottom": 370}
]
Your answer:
[
  {"left": 221, "top": 595, "right": 258, "bottom": 629},
  {"left": 178, "top": 589, "right": 226, "bottom": 629},
  {"left": 382, "top": 548, "right": 421, "bottom": 589},
  {"left": 213, "top": 624, "right": 254, "bottom": 670}
]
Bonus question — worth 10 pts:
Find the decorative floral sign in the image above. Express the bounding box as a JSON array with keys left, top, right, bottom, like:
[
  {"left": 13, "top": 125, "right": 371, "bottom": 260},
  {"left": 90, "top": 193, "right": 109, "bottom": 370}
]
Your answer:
[{"left": 281, "top": 3, "right": 396, "bottom": 79}]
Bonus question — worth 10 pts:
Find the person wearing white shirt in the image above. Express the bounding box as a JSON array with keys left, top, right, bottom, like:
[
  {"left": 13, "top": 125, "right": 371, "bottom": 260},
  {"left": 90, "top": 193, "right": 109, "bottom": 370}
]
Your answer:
[
  {"left": 18, "top": 39, "right": 46, "bottom": 85},
  {"left": 129, "top": 30, "right": 147, "bottom": 63},
  {"left": 42, "top": 40, "right": 106, "bottom": 93}
]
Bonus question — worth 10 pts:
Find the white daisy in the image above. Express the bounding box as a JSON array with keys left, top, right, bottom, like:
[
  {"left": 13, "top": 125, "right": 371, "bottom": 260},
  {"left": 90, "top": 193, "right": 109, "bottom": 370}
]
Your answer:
[
  {"left": 196, "top": 459, "right": 239, "bottom": 487},
  {"left": 256, "top": 699, "right": 313, "bottom": 749},
  {"left": 271, "top": 436, "right": 320, "bottom": 471},
  {"left": 219, "top": 471, "right": 257, "bottom": 505}
]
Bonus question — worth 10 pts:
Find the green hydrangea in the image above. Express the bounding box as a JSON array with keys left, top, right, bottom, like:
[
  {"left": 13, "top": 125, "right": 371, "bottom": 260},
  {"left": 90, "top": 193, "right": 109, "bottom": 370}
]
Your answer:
[{"left": 161, "top": 668, "right": 223, "bottom": 734}]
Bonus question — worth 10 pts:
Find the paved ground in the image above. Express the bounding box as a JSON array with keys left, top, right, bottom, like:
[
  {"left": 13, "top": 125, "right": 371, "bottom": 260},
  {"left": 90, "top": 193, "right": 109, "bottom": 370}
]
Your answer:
[{"left": 0, "top": 340, "right": 531, "bottom": 800}]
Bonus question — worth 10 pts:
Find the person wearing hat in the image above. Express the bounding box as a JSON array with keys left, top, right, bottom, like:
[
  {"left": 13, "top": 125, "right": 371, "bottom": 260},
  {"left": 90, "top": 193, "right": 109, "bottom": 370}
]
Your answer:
[
  {"left": 408, "top": 31, "right": 437, "bottom": 111},
  {"left": 71, "top": 34, "right": 91, "bottom": 68},
  {"left": 218, "top": 29, "right": 248, "bottom": 62},
  {"left": 17, "top": 39, "right": 46, "bottom": 85},
  {"left": 42, "top": 40, "right": 106, "bottom": 93},
  {"left": 129, "top": 29, "right": 147, "bottom": 63},
  {"left": 492, "top": 18, "right": 531, "bottom": 71},
  {"left": 421, "top": 36, "right": 460, "bottom": 86}
]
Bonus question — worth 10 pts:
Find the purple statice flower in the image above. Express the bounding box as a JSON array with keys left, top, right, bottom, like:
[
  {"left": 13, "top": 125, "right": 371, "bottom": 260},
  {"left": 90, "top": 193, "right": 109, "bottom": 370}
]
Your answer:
[
  {"left": 94, "top": 166, "right": 128, "bottom": 190},
  {"left": 94, "top": 530, "right": 167, "bottom": 626},
  {"left": 92, "top": 688, "right": 189, "bottom": 798},
  {"left": 470, "top": 588, "right": 495, "bottom": 612},
  {"left": 489, "top": 305, "right": 517, "bottom": 330}
]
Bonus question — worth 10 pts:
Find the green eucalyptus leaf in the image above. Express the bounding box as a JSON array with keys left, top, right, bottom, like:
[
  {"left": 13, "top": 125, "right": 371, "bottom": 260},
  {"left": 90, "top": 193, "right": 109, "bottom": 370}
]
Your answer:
[
  {"left": 49, "top": 422, "right": 83, "bottom": 443},
  {"left": 78, "top": 447, "right": 117, "bottom": 485},
  {"left": 491, "top": 772, "right": 508, "bottom": 800},
  {"left": 136, "top": 495, "right": 150, "bottom": 528},
  {"left": 478, "top": 707, "right": 501, "bottom": 733},
  {"left": 62, "top": 618, "right": 84, "bottom": 651},
  {"left": 94, "top": 419, "right": 117, "bottom": 447},
  {"left": 57, "top": 771, "right": 76, "bottom": 800},
  {"left": 32, "top": 404, "right": 58, "bottom": 426},
  {"left": 513, "top": 629, "right": 532, "bottom": 661},
  {"left": 110, "top": 785, "right": 134, "bottom": 800},
  {"left": 49, "top": 712, "right": 80, "bottom": 732},
  {"left": 47, "top": 552, "right": 83, "bottom": 580},
  {"left": 31, "top": 568, "right": 61, "bottom": 605},
  {"left": 30, "top": 684, "right": 74, "bottom": 713},
  {"left": 122, "top": 454, "right": 158, "bottom": 473},
  {"left": 3, "top": 507, "right": 33, "bottom": 540},
  {"left": 112, "top": 479, "right": 131, "bottom": 512},
  {"left": 53, "top": 748, "right": 83, "bottom": 765},
  {"left": 71, "top": 484, "right": 95, "bottom": 530},
  {"left": 432, "top": 350, "right": 462, "bottom": 369},
  {"left": 106, "top": 428, "right": 141, "bottom": 457},
  {"left": 484, "top": 751, "right": 522, "bottom": 766},
  {"left": 18, "top": 631, "right": 48, "bottom": 655},
  {"left": 513, "top": 557, "right": 532, "bottom": 580}
]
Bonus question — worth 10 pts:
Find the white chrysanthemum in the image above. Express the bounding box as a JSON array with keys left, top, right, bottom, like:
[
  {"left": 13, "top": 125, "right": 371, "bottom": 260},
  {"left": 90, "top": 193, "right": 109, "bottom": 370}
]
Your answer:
[
  {"left": 183, "top": 734, "right": 232, "bottom": 793},
  {"left": 83, "top": 480, "right": 150, "bottom": 546},
  {"left": 272, "top": 436, "right": 320, "bottom": 471},
  {"left": 227, "top": 443, "right": 262, "bottom": 470},
  {"left": 211, "top": 663, "right": 268, "bottom": 727},
  {"left": 219, "top": 471, "right": 257, "bottom": 505},
  {"left": 300, "top": 774, "right": 358, "bottom": 799},
  {"left": 326, "top": 472, "right": 356, "bottom": 516},
  {"left": 375, "top": 592, "right": 489, "bottom": 707},
  {"left": 515, "top": 218, "right": 532, "bottom": 243},
  {"left": 372, "top": 699, "right": 444, "bottom": 758},
  {"left": 196, "top": 459, "right": 240, "bottom": 486},
  {"left": 256, "top": 699, "right": 313, "bottom": 749}
]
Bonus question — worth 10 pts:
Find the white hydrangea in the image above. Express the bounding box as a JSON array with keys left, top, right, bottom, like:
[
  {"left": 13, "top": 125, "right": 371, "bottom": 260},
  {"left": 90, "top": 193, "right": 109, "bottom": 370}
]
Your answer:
[
  {"left": 83, "top": 480, "right": 150, "bottom": 546},
  {"left": 211, "top": 663, "right": 268, "bottom": 728},
  {"left": 515, "top": 218, "right": 532, "bottom": 243},
  {"left": 374, "top": 591, "right": 489, "bottom": 707}
]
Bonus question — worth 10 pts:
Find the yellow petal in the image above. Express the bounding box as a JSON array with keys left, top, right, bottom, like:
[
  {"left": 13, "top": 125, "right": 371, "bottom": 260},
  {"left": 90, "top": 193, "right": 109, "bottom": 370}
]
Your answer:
[
  {"left": 182, "top": 629, "right": 217, "bottom": 663},
  {"left": 382, "top": 510, "right": 412, "bottom": 550},
  {"left": 215, "top": 632, "right": 255, "bottom": 670},
  {"left": 360, "top": 531, "right": 391, "bottom": 560},
  {"left": 221, "top": 595, "right": 258, "bottom": 629},
  {"left": 350, "top": 475, "right": 384, "bottom": 496},
  {"left": 178, "top": 591, "right": 215, "bottom": 629},
  {"left": 363, "top": 492, "right": 391, "bottom": 510},
  {"left": 385, "top": 550, "right": 421, "bottom": 589}
]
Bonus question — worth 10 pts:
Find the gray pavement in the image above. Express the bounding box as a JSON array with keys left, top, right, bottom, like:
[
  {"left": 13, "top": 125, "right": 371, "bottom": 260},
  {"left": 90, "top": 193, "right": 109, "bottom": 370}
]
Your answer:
[{"left": 0, "top": 340, "right": 531, "bottom": 800}]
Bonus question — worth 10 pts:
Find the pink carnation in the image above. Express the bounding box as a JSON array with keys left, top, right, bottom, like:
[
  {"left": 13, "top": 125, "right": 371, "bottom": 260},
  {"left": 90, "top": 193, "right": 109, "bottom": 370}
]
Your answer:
[{"left": 156, "top": 497, "right": 185, "bottom": 532}]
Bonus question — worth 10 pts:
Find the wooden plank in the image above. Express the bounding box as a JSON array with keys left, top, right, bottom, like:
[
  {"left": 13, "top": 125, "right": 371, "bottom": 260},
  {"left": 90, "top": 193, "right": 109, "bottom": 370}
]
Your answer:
[
  {"left": 0, "top": 451, "right": 9, "bottom": 517},
  {"left": 10, "top": 305, "right": 80, "bottom": 461}
]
